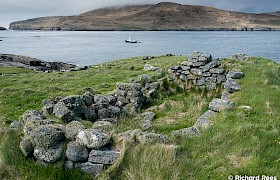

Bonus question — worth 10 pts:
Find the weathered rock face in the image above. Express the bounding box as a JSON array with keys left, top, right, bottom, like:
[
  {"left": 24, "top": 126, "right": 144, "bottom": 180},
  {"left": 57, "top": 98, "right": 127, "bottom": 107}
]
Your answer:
[
  {"left": 66, "top": 141, "right": 89, "bottom": 162},
  {"left": 88, "top": 150, "right": 120, "bottom": 165},
  {"left": 114, "top": 83, "right": 149, "bottom": 115},
  {"left": 208, "top": 98, "right": 233, "bottom": 112},
  {"left": 19, "top": 136, "right": 34, "bottom": 156},
  {"left": 76, "top": 129, "right": 111, "bottom": 149},
  {"left": 137, "top": 131, "right": 168, "bottom": 144},
  {"left": 223, "top": 79, "right": 241, "bottom": 93},
  {"left": 168, "top": 52, "right": 226, "bottom": 91},
  {"left": 33, "top": 143, "right": 64, "bottom": 163},
  {"left": 65, "top": 121, "right": 85, "bottom": 140},
  {"left": 31, "top": 124, "right": 65, "bottom": 149},
  {"left": 226, "top": 70, "right": 244, "bottom": 79},
  {"left": 74, "top": 162, "right": 104, "bottom": 175}
]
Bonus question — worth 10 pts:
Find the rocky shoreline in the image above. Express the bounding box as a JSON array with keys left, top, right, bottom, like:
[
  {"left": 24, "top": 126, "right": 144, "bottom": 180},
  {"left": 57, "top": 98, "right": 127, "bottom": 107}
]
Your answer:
[{"left": 0, "top": 54, "right": 87, "bottom": 72}]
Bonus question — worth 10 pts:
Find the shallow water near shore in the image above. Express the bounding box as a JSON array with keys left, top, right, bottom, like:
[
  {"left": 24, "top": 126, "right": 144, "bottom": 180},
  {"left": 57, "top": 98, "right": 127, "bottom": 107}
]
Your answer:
[{"left": 0, "top": 31, "right": 279, "bottom": 65}]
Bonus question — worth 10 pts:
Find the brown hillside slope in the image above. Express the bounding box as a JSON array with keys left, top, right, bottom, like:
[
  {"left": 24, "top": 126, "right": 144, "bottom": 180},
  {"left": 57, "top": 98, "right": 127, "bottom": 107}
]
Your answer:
[{"left": 9, "top": 2, "right": 280, "bottom": 31}]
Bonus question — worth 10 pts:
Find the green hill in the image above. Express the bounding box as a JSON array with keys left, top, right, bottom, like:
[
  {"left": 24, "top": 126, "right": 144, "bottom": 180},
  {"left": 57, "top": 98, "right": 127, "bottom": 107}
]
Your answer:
[{"left": 10, "top": 2, "right": 280, "bottom": 31}]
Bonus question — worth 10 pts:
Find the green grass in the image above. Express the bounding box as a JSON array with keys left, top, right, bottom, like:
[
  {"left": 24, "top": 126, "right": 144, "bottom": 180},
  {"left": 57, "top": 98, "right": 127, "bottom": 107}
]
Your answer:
[{"left": 0, "top": 56, "right": 279, "bottom": 179}]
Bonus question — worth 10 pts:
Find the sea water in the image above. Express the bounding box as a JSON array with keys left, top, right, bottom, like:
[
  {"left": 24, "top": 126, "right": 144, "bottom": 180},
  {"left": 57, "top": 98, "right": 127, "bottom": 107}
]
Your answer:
[{"left": 0, "top": 31, "right": 279, "bottom": 65}]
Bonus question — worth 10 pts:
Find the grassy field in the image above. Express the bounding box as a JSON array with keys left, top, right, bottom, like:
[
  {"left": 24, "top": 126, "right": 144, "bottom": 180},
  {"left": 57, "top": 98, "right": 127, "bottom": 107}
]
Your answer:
[{"left": 0, "top": 55, "right": 279, "bottom": 179}]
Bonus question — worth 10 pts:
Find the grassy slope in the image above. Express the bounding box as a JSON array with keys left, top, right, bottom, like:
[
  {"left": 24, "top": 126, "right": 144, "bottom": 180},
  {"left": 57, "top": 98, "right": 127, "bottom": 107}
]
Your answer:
[{"left": 0, "top": 56, "right": 279, "bottom": 179}]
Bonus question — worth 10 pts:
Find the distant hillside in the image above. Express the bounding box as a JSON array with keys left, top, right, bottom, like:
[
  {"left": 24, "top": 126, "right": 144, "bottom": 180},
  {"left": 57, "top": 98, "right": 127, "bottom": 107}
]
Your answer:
[
  {"left": 263, "top": 11, "right": 280, "bottom": 16},
  {"left": 9, "top": 2, "right": 280, "bottom": 31}
]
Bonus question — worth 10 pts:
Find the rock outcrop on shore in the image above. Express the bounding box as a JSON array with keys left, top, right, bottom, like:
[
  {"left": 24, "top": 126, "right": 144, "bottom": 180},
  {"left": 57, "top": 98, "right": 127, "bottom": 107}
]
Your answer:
[
  {"left": 0, "top": 27, "right": 6, "bottom": 30},
  {"left": 0, "top": 54, "right": 78, "bottom": 72},
  {"left": 9, "top": 2, "right": 280, "bottom": 31}
]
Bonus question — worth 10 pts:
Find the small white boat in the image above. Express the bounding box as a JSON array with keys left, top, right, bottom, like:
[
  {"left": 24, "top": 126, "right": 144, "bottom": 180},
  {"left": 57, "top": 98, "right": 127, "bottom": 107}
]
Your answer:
[{"left": 125, "top": 35, "right": 138, "bottom": 43}]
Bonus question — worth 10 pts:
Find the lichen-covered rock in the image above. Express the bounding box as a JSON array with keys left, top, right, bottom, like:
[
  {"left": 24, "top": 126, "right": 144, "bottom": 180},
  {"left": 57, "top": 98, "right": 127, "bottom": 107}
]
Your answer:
[
  {"left": 171, "top": 126, "right": 199, "bottom": 137},
  {"left": 74, "top": 162, "right": 104, "bottom": 175},
  {"left": 137, "top": 131, "right": 168, "bottom": 144},
  {"left": 31, "top": 124, "right": 65, "bottom": 149},
  {"left": 138, "top": 74, "right": 151, "bottom": 85},
  {"left": 108, "top": 106, "right": 121, "bottom": 118},
  {"left": 42, "top": 100, "right": 55, "bottom": 116},
  {"left": 223, "top": 79, "right": 241, "bottom": 93},
  {"left": 144, "top": 64, "right": 158, "bottom": 71},
  {"left": 88, "top": 150, "right": 120, "bottom": 165},
  {"left": 23, "top": 119, "right": 56, "bottom": 136},
  {"left": 53, "top": 101, "right": 78, "bottom": 123},
  {"left": 209, "top": 98, "right": 233, "bottom": 112},
  {"left": 21, "top": 110, "right": 44, "bottom": 123},
  {"left": 33, "top": 143, "right": 64, "bottom": 163},
  {"left": 194, "top": 110, "right": 216, "bottom": 129},
  {"left": 53, "top": 94, "right": 97, "bottom": 122},
  {"left": 76, "top": 129, "right": 111, "bottom": 149},
  {"left": 65, "top": 121, "right": 85, "bottom": 140},
  {"left": 66, "top": 141, "right": 89, "bottom": 162},
  {"left": 209, "top": 68, "right": 225, "bottom": 74},
  {"left": 10, "top": 121, "right": 21, "bottom": 129},
  {"left": 19, "top": 136, "right": 34, "bottom": 156},
  {"left": 83, "top": 91, "right": 94, "bottom": 106},
  {"left": 92, "top": 121, "right": 113, "bottom": 133},
  {"left": 226, "top": 70, "right": 244, "bottom": 79},
  {"left": 94, "top": 94, "right": 109, "bottom": 104}
]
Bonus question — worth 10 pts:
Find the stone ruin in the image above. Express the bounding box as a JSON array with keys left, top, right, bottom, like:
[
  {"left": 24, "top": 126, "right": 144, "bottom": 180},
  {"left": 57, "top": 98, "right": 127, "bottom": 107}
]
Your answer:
[
  {"left": 14, "top": 51, "right": 246, "bottom": 176},
  {"left": 168, "top": 52, "right": 227, "bottom": 91},
  {"left": 17, "top": 76, "right": 165, "bottom": 175}
]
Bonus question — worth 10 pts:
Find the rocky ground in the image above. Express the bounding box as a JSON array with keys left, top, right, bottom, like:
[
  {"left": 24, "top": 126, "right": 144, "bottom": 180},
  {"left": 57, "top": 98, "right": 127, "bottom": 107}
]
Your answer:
[{"left": 0, "top": 54, "right": 88, "bottom": 72}]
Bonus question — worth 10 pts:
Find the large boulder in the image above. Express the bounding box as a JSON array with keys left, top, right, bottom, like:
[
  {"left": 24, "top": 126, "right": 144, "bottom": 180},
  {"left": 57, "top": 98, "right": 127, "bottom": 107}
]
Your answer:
[
  {"left": 66, "top": 141, "right": 89, "bottom": 162},
  {"left": 76, "top": 129, "right": 111, "bottom": 149},
  {"left": 54, "top": 95, "right": 97, "bottom": 122},
  {"left": 65, "top": 121, "right": 85, "bottom": 140},
  {"left": 33, "top": 143, "right": 64, "bottom": 163},
  {"left": 88, "top": 150, "right": 120, "bottom": 165},
  {"left": 23, "top": 119, "right": 56, "bottom": 136},
  {"left": 53, "top": 101, "right": 78, "bottom": 123},
  {"left": 31, "top": 124, "right": 65, "bottom": 149}
]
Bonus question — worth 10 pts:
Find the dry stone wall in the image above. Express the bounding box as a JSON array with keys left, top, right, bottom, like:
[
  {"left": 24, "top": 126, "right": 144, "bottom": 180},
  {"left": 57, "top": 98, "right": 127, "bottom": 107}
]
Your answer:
[
  {"left": 14, "top": 51, "right": 246, "bottom": 176},
  {"left": 168, "top": 52, "right": 227, "bottom": 91}
]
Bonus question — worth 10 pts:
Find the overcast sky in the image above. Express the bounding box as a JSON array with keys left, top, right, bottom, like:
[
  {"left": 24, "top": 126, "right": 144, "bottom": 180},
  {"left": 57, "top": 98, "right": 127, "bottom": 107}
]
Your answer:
[{"left": 1, "top": 0, "right": 280, "bottom": 28}]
